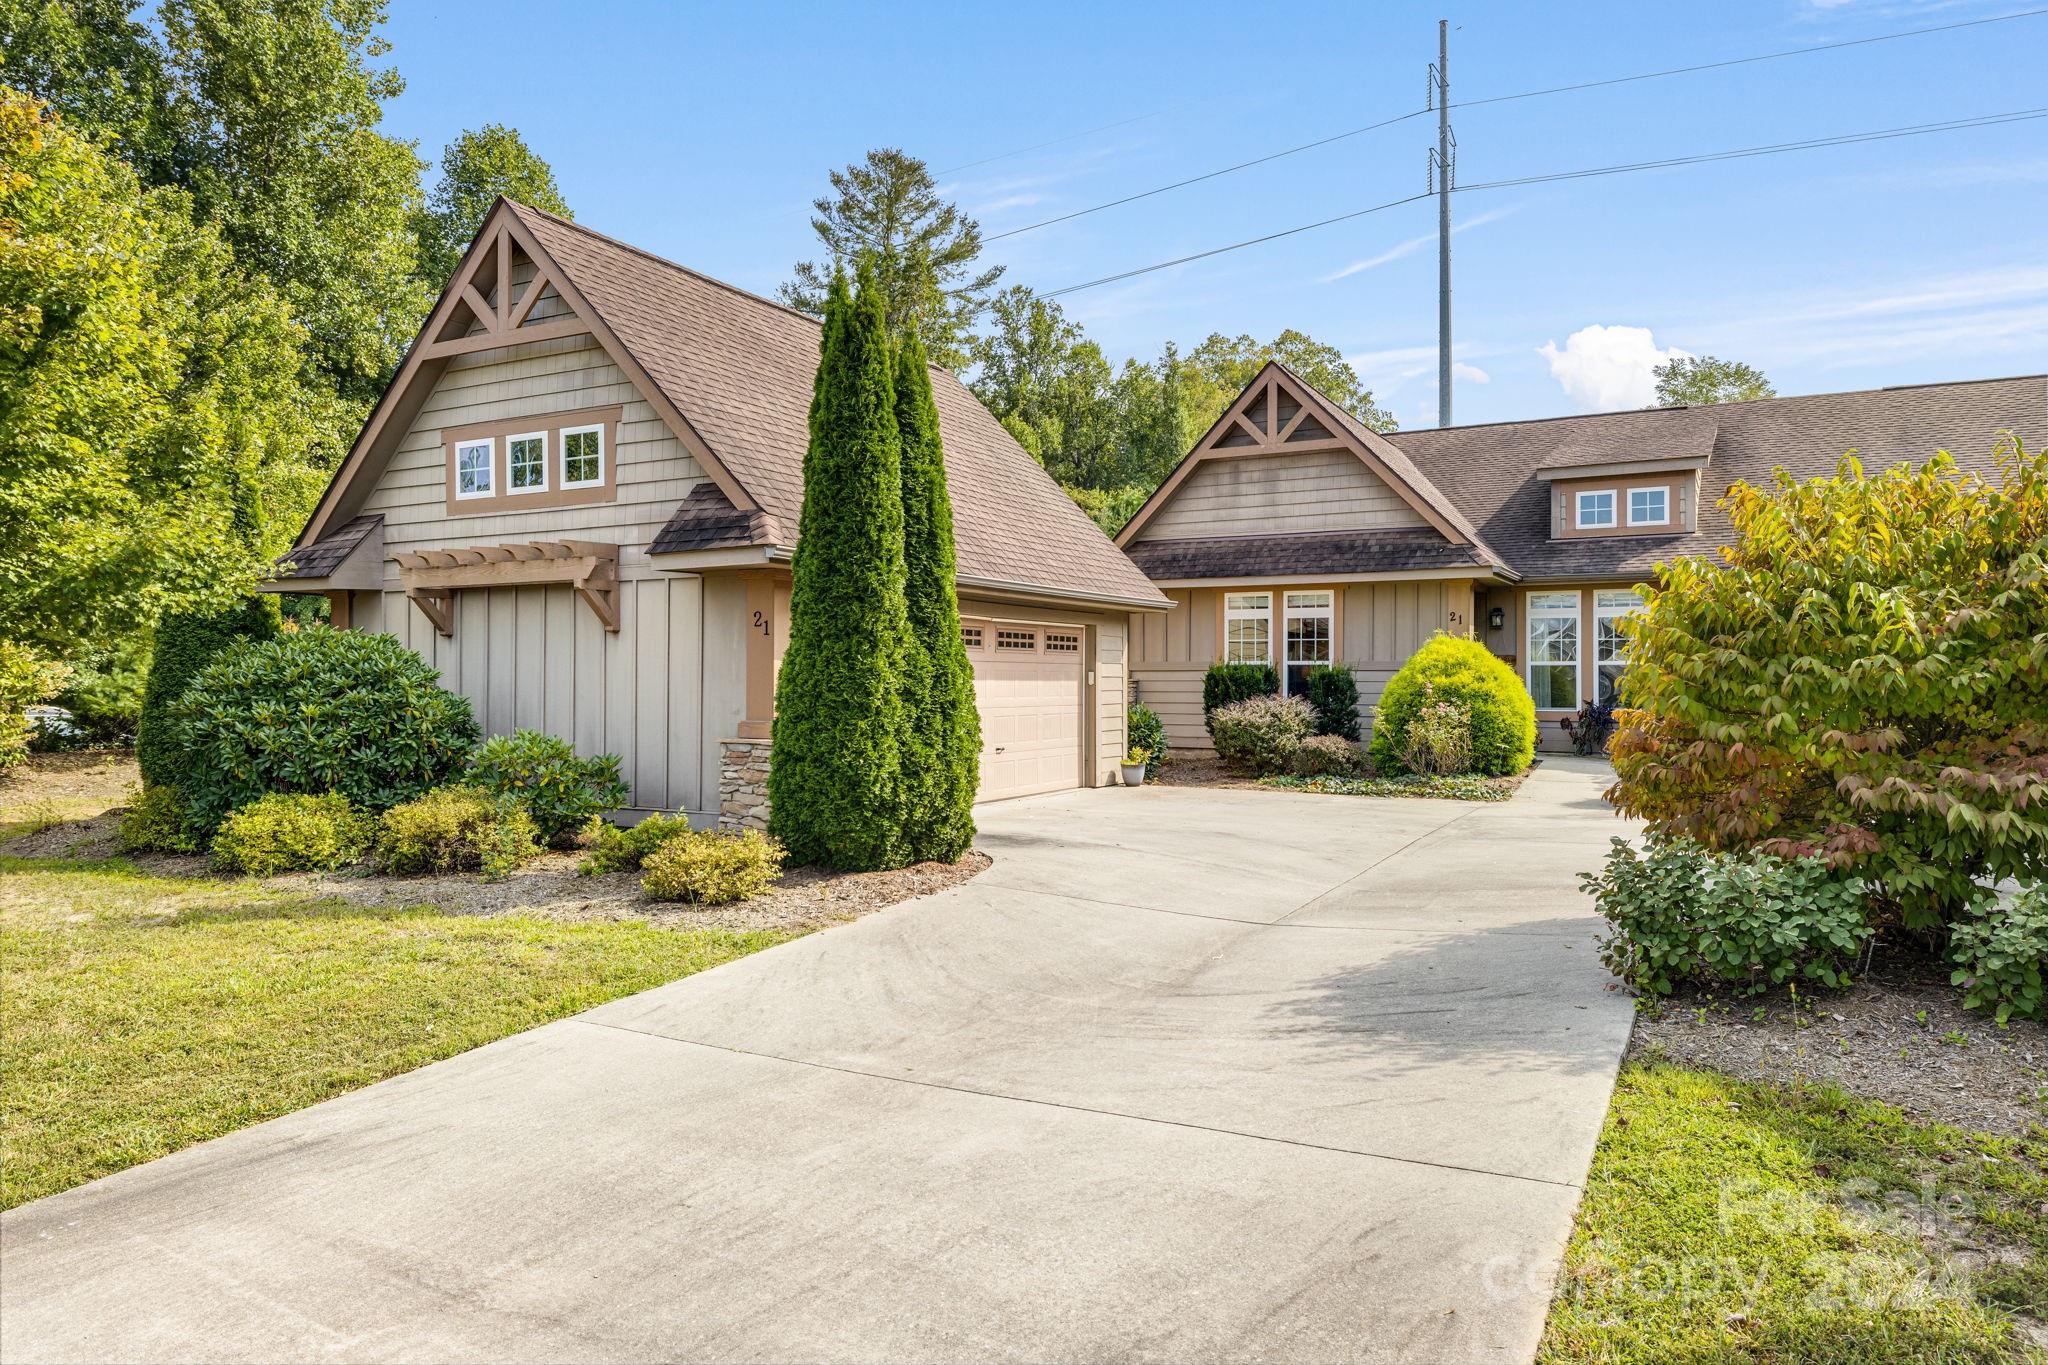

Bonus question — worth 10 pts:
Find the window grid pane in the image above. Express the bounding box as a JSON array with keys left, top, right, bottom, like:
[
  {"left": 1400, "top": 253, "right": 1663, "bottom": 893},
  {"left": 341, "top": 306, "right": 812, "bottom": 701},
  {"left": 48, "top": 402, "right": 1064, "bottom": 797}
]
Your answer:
[
  {"left": 456, "top": 442, "right": 492, "bottom": 496},
  {"left": 509, "top": 436, "right": 546, "bottom": 490},
  {"left": 1628, "top": 488, "right": 1667, "bottom": 524},
  {"left": 1577, "top": 491, "right": 1616, "bottom": 528},
  {"left": 563, "top": 429, "right": 602, "bottom": 485}
]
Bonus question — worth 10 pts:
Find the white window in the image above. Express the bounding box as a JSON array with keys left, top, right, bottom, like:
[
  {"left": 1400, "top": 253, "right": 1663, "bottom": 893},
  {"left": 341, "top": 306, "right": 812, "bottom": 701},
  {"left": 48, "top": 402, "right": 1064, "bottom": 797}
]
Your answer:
[
  {"left": 508, "top": 432, "right": 548, "bottom": 493},
  {"left": 1223, "top": 591, "right": 1272, "bottom": 667},
  {"left": 1595, "top": 589, "right": 1643, "bottom": 705},
  {"left": 1526, "top": 590, "right": 1581, "bottom": 710},
  {"left": 1627, "top": 487, "right": 1669, "bottom": 526},
  {"left": 1576, "top": 490, "right": 1617, "bottom": 529},
  {"left": 454, "top": 439, "right": 494, "bottom": 499},
  {"left": 561, "top": 423, "right": 604, "bottom": 489},
  {"left": 1282, "top": 590, "right": 1333, "bottom": 697}
]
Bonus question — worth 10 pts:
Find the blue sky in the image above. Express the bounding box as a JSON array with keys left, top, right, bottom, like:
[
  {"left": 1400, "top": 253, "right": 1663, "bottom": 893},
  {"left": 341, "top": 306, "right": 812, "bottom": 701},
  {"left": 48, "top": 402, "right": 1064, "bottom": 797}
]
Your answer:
[{"left": 381, "top": 0, "right": 2047, "bottom": 430}]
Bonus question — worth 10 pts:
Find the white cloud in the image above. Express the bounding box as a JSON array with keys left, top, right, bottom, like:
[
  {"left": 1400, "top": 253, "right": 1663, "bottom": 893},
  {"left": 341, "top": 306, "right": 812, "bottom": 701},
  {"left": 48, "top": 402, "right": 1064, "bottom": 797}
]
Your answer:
[
  {"left": 1537, "top": 325, "right": 1691, "bottom": 410},
  {"left": 1453, "top": 361, "right": 1490, "bottom": 384}
]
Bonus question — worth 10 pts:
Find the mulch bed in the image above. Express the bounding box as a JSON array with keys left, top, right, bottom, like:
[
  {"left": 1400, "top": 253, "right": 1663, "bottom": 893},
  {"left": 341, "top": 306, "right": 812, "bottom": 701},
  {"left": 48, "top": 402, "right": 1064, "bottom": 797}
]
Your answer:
[
  {"left": 282, "top": 850, "right": 991, "bottom": 933},
  {"left": 1148, "top": 750, "right": 1532, "bottom": 800},
  {"left": 1629, "top": 953, "right": 2048, "bottom": 1137},
  {"left": 0, "top": 752, "right": 991, "bottom": 934}
]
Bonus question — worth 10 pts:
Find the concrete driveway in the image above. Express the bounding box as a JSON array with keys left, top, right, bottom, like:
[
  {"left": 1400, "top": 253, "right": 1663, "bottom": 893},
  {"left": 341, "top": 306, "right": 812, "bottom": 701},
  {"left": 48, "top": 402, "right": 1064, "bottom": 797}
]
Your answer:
[{"left": 1, "top": 759, "right": 1637, "bottom": 1364}]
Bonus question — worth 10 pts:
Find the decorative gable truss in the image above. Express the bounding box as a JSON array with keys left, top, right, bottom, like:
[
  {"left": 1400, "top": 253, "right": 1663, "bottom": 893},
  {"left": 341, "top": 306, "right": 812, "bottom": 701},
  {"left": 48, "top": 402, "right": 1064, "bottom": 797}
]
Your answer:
[
  {"left": 1114, "top": 362, "right": 1476, "bottom": 550},
  {"left": 422, "top": 219, "right": 589, "bottom": 359},
  {"left": 292, "top": 199, "right": 763, "bottom": 554}
]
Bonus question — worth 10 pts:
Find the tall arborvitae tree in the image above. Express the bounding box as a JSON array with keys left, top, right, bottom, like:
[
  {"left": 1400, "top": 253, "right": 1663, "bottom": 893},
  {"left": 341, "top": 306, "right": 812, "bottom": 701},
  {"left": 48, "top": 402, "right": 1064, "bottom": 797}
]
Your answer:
[
  {"left": 894, "top": 330, "right": 981, "bottom": 861},
  {"left": 768, "top": 263, "right": 911, "bottom": 870}
]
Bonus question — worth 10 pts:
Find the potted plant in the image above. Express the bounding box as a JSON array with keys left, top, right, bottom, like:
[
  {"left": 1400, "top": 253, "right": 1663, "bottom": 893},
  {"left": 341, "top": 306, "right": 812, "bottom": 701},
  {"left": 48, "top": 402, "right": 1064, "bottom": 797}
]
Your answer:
[{"left": 1121, "top": 746, "right": 1152, "bottom": 787}]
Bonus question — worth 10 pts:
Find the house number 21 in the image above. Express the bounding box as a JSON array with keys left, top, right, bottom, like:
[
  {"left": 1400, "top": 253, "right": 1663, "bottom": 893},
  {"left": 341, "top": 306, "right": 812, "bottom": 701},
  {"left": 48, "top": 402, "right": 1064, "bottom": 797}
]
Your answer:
[{"left": 752, "top": 610, "right": 769, "bottom": 637}]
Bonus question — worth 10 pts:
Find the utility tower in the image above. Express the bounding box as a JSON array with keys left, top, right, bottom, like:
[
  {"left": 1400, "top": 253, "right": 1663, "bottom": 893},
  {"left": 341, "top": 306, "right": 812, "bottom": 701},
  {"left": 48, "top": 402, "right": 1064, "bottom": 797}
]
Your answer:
[{"left": 1429, "top": 20, "right": 1456, "bottom": 428}]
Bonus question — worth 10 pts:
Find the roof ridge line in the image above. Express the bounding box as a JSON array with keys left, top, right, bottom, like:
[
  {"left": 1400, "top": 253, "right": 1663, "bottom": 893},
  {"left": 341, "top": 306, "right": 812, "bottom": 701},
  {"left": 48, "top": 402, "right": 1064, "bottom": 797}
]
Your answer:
[{"left": 1391, "top": 371, "right": 2048, "bottom": 439}]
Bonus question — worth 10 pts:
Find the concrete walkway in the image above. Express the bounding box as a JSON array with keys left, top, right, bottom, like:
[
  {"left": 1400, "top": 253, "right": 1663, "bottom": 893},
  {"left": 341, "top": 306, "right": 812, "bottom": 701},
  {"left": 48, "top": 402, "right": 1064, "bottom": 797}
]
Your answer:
[{"left": 1, "top": 759, "right": 1638, "bottom": 1364}]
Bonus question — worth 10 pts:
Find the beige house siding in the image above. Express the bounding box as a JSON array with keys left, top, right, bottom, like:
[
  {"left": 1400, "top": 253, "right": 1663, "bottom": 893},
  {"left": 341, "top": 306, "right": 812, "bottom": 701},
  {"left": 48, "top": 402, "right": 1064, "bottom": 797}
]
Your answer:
[
  {"left": 1130, "top": 448, "right": 1427, "bottom": 542},
  {"left": 351, "top": 577, "right": 710, "bottom": 817},
  {"left": 1128, "top": 580, "right": 1453, "bottom": 753},
  {"left": 355, "top": 334, "right": 705, "bottom": 574}
]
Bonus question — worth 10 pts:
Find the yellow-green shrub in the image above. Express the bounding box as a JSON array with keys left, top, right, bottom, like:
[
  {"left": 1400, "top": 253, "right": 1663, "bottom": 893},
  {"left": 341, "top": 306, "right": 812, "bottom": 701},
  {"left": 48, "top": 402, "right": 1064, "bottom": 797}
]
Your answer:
[
  {"left": 116, "top": 785, "right": 200, "bottom": 854},
  {"left": 1371, "top": 634, "right": 1534, "bottom": 777},
  {"left": 580, "top": 812, "right": 694, "bottom": 875},
  {"left": 1611, "top": 445, "right": 2048, "bottom": 928},
  {"left": 210, "top": 793, "right": 373, "bottom": 875},
  {"left": 375, "top": 786, "right": 539, "bottom": 879},
  {"left": 641, "top": 829, "right": 785, "bottom": 904}
]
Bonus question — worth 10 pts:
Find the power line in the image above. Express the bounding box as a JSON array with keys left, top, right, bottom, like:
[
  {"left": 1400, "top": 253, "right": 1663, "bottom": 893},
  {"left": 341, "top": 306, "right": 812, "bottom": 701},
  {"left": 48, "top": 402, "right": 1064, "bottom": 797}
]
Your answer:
[
  {"left": 985, "top": 110, "right": 1428, "bottom": 242},
  {"left": 1453, "top": 7, "right": 2048, "bottom": 110},
  {"left": 1038, "top": 107, "right": 2048, "bottom": 298},
  {"left": 983, "top": 7, "right": 2048, "bottom": 245},
  {"left": 1042, "top": 195, "right": 1430, "bottom": 298}
]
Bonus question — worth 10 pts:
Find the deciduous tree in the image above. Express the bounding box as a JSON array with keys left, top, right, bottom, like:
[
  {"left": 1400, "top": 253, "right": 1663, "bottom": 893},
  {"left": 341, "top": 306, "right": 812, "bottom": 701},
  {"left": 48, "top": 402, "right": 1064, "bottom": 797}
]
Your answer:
[
  {"left": 415, "top": 123, "right": 571, "bottom": 286},
  {"left": 1653, "top": 354, "right": 1774, "bottom": 407},
  {"left": 1608, "top": 443, "right": 2048, "bottom": 928},
  {"left": 0, "top": 89, "right": 332, "bottom": 660}
]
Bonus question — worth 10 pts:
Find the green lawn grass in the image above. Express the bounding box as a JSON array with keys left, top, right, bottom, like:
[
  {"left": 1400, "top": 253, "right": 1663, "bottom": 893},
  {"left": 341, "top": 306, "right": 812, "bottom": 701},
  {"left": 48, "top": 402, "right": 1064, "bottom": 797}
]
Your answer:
[
  {"left": 1540, "top": 1060, "right": 2047, "bottom": 1364},
  {"left": 0, "top": 855, "right": 790, "bottom": 1209}
]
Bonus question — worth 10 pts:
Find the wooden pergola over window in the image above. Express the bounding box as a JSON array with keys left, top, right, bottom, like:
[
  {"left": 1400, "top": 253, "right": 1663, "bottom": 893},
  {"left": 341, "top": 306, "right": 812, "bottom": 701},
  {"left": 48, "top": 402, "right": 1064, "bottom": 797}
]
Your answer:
[{"left": 392, "top": 540, "right": 620, "bottom": 636}]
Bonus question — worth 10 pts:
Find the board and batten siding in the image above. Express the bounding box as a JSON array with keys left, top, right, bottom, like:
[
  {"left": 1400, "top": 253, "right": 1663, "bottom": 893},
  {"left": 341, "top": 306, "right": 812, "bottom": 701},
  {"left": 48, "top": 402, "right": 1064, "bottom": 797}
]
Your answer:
[
  {"left": 1128, "top": 580, "right": 1450, "bottom": 752},
  {"left": 1130, "top": 448, "right": 1427, "bottom": 542},
  {"left": 352, "top": 578, "right": 720, "bottom": 818}
]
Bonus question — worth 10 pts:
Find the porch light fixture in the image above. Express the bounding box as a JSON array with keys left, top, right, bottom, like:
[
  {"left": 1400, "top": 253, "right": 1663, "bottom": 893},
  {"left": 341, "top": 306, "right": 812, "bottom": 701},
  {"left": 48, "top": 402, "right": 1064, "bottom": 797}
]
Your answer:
[{"left": 1488, "top": 606, "right": 1505, "bottom": 631}]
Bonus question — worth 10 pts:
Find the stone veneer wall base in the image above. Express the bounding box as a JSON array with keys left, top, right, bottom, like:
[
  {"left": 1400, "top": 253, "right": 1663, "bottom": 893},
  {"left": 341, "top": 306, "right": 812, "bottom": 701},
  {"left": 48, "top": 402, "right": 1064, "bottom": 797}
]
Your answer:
[{"left": 717, "top": 738, "right": 770, "bottom": 831}]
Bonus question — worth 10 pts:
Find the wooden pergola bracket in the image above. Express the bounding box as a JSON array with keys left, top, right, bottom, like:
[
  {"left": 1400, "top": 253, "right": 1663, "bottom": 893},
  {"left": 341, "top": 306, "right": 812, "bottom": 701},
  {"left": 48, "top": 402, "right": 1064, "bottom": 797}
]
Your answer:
[
  {"left": 393, "top": 540, "right": 622, "bottom": 636},
  {"left": 407, "top": 587, "right": 457, "bottom": 637}
]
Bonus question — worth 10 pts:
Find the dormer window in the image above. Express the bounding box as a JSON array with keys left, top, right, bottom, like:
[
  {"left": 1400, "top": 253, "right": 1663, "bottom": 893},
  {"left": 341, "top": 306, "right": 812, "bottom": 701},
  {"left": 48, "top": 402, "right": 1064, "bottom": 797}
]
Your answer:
[
  {"left": 508, "top": 432, "right": 548, "bottom": 493},
  {"left": 1628, "top": 487, "right": 1668, "bottom": 526},
  {"left": 1575, "top": 490, "right": 1617, "bottom": 529},
  {"left": 455, "top": 438, "right": 494, "bottom": 499}
]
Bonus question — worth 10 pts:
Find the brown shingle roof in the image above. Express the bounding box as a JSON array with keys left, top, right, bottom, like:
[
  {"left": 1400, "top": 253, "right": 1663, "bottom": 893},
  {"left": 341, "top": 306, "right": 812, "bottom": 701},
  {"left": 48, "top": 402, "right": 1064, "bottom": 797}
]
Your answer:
[
  {"left": 275, "top": 515, "right": 380, "bottom": 579},
  {"left": 513, "top": 204, "right": 1165, "bottom": 607},
  {"left": 1383, "top": 375, "right": 2047, "bottom": 580},
  {"left": 1124, "top": 530, "right": 1493, "bottom": 581}
]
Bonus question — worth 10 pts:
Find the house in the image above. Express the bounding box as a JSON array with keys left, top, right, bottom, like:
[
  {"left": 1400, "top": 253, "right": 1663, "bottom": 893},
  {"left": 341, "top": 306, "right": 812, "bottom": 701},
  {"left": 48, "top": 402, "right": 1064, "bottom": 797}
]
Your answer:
[
  {"left": 269, "top": 200, "right": 1168, "bottom": 825},
  {"left": 1119, "top": 363, "right": 2045, "bottom": 753}
]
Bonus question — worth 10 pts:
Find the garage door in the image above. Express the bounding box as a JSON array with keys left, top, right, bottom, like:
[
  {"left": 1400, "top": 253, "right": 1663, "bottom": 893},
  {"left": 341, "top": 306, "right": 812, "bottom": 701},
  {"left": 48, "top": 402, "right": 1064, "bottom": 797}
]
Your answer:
[{"left": 967, "top": 621, "right": 1085, "bottom": 802}]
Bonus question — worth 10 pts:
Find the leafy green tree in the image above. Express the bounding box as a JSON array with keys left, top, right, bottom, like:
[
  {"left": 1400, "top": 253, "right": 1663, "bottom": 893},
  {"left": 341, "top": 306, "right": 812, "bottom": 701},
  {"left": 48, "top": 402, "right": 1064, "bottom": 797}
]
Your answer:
[
  {"left": 0, "top": 88, "right": 331, "bottom": 662},
  {"left": 414, "top": 123, "right": 571, "bottom": 286},
  {"left": 0, "top": 0, "right": 174, "bottom": 177},
  {"left": 781, "top": 148, "right": 1001, "bottom": 371},
  {"left": 1064, "top": 482, "right": 1151, "bottom": 535},
  {"left": 1608, "top": 443, "right": 2048, "bottom": 929},
  {"left": 894, "top": 329, "right": 980, "bottom": 862},
  {"left": 156, "top": 0, "right": 428, "bottom": 398},
  {"left": 968, "top": 286, "right": 1118, "bottom": 487},
  {"left": 769, "top": 265, "right": 911, "bottom": 870},
  {"left": 1653, "top": 355, "right": 1774, "bottom": 407}
]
